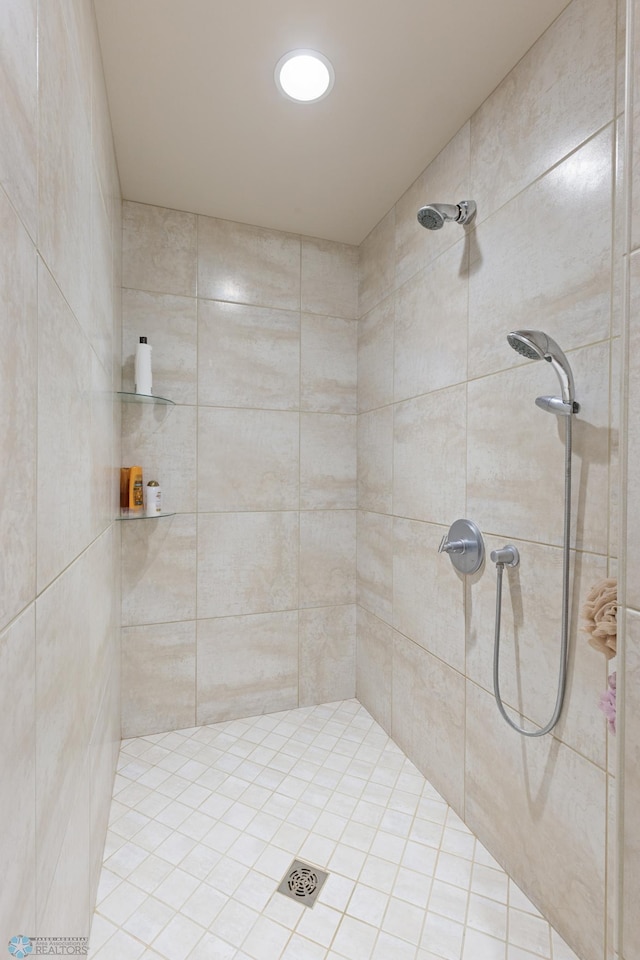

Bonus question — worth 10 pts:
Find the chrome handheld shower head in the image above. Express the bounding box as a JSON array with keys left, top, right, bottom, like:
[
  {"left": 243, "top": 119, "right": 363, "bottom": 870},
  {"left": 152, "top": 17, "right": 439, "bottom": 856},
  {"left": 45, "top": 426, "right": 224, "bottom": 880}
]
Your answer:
[
  {"left": 507, "top": 329, "right": 578, "bottom": 411},
  {"left": 417, "top": 201, "right": 476, "bottom": 230}
]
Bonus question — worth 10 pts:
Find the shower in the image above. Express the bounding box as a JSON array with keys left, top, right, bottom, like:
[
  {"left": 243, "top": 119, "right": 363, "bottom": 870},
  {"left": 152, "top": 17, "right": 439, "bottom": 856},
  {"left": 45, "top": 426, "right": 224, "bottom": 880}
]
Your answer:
[
  {"left": 416, "top": 200, "right": 477, "bottom": 230},
  {"left": 506, "top": 329, "right": 579, "bottom": 414},
  {"left": 491, "top": 329, "right": 579, "bottom": 737}
]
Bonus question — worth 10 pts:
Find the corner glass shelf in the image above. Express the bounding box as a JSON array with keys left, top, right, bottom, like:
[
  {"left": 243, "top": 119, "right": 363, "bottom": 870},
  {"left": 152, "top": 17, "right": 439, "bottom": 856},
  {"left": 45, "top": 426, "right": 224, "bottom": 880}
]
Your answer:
[
  {"left": 116, "top": 512, "right": 176, "bottom": 521},
  {"left": 117, "top": 391, "right": 175, "bottom": 406}
]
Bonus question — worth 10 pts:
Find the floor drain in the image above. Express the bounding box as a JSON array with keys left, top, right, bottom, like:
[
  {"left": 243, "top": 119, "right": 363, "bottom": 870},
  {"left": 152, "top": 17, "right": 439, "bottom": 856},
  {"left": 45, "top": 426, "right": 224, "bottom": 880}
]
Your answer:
[{"left": 277, "top": 859, "right": 329, "bottom": 908}]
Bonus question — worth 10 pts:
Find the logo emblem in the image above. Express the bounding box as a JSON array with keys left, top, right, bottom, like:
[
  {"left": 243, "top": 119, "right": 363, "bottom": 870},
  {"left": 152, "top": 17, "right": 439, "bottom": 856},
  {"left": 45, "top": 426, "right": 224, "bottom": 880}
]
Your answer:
[{"left": 8, "top": 937, "right": 32, "bottom": 959}]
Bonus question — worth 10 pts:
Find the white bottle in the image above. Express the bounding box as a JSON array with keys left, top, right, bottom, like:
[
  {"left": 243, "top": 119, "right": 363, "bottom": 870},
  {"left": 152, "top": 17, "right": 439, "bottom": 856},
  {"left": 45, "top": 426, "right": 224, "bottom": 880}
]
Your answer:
[
  {"left": 135, "top": 336, "right": 153, "bottom": 395},
  {"left": 145, "top": 480, "right": 162, "bottom": 516}
]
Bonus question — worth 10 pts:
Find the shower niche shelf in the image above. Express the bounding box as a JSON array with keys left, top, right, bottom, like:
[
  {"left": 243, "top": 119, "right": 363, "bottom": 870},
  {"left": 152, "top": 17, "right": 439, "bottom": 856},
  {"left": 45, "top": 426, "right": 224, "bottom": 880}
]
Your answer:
[
  {"left": 117, "top": 391, "right": 175, "bottom": 405},
  {"left": 116, "top": 512, "right": 176, "bottom": 522},
  {"left": 118, "top": 389, "right": 175, "bottom": 521}
]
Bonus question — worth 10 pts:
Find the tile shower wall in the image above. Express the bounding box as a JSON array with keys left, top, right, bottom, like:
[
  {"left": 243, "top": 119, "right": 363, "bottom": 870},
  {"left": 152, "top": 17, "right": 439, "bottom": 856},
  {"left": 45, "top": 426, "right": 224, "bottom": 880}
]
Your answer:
[
  {"left": 120, "top": 205, "right": 358, "bottom": 738},
  {"left": 622, "top": 0, "right": 640, "bottom": 958},
  {"left": 356, "top": 0, "right": 621, "bottom": 958},
  {"left": 0, "top": 0, "right": 122, "bottom": 944}
]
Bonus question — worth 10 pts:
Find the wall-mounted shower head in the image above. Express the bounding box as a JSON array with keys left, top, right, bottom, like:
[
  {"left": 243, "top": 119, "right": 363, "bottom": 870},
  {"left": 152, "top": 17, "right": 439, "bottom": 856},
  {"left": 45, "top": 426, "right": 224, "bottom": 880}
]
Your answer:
[
  {"left": 417, "top": 201, "right": 476, "bottom": 230},
  {"left": 507, "top": 329, "right": 579, "bottom": 413}
]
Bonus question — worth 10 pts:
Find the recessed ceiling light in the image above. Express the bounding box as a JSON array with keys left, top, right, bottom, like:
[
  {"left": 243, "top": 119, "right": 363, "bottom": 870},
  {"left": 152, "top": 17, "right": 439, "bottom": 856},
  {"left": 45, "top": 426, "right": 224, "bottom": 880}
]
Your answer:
[{"left": 274, "top": 49, "right": 335, "bottom": 103}]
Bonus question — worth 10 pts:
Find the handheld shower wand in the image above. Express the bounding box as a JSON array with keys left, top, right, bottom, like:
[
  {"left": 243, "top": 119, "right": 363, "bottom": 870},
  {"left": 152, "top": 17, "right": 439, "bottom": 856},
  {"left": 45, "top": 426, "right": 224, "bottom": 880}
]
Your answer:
[
  {"left": 506, "top": 329, "right": 579, "bottom": 414},
  {"left": 491, "top": 330, "right": 578, "bottom": 737}
]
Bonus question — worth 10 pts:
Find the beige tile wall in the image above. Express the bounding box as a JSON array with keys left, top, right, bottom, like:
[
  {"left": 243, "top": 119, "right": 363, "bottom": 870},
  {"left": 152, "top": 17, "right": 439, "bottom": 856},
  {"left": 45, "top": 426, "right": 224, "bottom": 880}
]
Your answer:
[
  {"left": 121, "top": 206, "right": 358, "bottom": 737},
  {"left": 622, "top": 1, "right": 640, "bottom": 957},
  {"left": 0, "top": 0, "right": 121, "bottom": 944},
  {"left": 356, "top": 0, "right": 621, "bottom": 957}
]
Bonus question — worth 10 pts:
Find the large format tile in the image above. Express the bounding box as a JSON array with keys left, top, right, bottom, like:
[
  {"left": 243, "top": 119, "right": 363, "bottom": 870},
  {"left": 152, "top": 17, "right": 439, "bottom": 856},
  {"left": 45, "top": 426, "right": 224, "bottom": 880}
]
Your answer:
[
  {"left": 357, "top": 512, "right": 393, "bottom": 624},
  {"left": 359, "top": 208, "right": 395, "bottom": 317},
  {"left": 299, "top": 511, "right": 357, "bottom": 608},
  {"left": 122, "top": 289, "right": 198, "bottom": 404},
  {"left": 0, "top": 606, "right": 36, "bottom": 936},
  {"left": 300, "top": 414, "right": 357, "bottom": 509},
  {"left": 468, "top": 127, "right": 614, "bottom": 381},
  {"left": 122, "top": 202, "right": 197, "bottom": 296},
  {"left": 356, "top": 607, "right": 393, "bottom": 733},
  {"left": 470, "top": 0, "right": 616, "bottom": 220},
  {"left": 358, "top": 297, "right": 394, "bottom": 413},
  {"left": 198, "top": 216, "right": 300, "bottom": 310},
  {"left": 465, "top": 682, "right": 606, "bottom": 960},
  {"left": 0, "top": 0, "right": 37, "bottom": 237},
  {"left": 38, "top": 0, "right": 91, "bottom": 328},
  {"left": 197, "top": 512, "right": 298, "bottom": 619},
  {"left": 37, "top": 262, "right": 93, "bottom": 592},
  {"left": 197, "top": 611, "right": 299, "bottom": 723},
  {"left": 392, "top": 633, "right": 466, "bottom": 814},
  {"left": 198, "top": 299, "right": 300, "bottom": 410},
  {"left": 393, "top": 518, "right": 466, "bottom": 673},
  {"left": 85, "top": 529, "right": 119, "bottom": 735},
  {"left": 467, "top": 535, "right": 608, "bottom": 768},
  {"left": 393, "top": 384, "right": 467, "bottom": 525},
  {"left": 625, "top": 253, "right": 640, "bottom": 608},
  {"left": 121, "top": 514, "right": 197, "bottom": 626},
  {"left": 394, "top": 241, "right": 468, "bottom": 401},
  {"left": 37, "top": 766, "right": 91, "bottom": 937},
  {"left": 395, "top": 123, "right": 471, "bottom": 289},
  {"left": 301, "top": 237, "right": 358, "bottom": 320},
  {"left": 122, "top": 403, "right": 197, "bottom": 515},
  {"left": 122, "top": 621, "right": 196, "bottom": 738},
  {"left": 299, "top": 605, "right": 356, "bottom": 706},
  {"left": 95, "top": 366, "right": 120, "bottom": 536},
  {"left": 88, "top": 661, "right": 121, "bottom": 915},
  {"left": 198, "top": 408, "right": 299, "bottom": 512},
  {"left": 301, "top": 314, "right": 358, "bottom": 413},
  {"left": 35, "top": 552, "right": 91, "bottom": 907},
  {"left": 467, "top": 341, "right": 611, "bottom": 555},
  {"left": 358, "top": 407, "right": 393, "bottom": 514},
  {"left": 90, "top": 169, "right": 115, "bottom": 376},
  {"left": 0, "top": 189, "right": 36, "bottom": 630}
]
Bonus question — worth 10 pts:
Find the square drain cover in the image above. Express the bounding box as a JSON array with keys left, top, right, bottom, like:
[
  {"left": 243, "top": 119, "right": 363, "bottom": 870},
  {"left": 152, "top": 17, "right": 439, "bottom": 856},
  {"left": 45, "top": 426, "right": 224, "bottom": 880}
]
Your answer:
[{"left": 277, "top": 859, "right": 328, "bottom": 908}]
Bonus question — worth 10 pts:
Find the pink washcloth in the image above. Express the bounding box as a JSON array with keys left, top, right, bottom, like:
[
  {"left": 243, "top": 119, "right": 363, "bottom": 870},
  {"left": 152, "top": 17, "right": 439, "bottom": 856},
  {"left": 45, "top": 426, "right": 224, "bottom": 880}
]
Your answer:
[{"left": 599, "top": 672, "right": 616, "bottom": 735}]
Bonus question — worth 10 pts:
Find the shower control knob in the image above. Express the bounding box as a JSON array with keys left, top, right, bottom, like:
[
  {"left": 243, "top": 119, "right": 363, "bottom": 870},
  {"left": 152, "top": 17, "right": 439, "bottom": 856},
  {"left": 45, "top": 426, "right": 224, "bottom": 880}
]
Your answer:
[
  {"left": 438, "top": 537, "right": 468, "bottom": 555},
  {"left": 438, "top": 519, "right": 485, "bottom": 575}
]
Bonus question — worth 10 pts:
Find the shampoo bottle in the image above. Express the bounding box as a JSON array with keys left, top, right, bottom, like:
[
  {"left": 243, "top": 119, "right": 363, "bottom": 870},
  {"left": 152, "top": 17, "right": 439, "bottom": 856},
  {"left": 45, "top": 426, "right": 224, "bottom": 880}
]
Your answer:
[
  {"left": 129, "top": 466, "right": 144, "bottom": 513},
  {"left": 135, "top": 336, "right": 153, "bottom": 395},
  {"left": 120, "top": 467, "right": 131, "bottom": 516}
]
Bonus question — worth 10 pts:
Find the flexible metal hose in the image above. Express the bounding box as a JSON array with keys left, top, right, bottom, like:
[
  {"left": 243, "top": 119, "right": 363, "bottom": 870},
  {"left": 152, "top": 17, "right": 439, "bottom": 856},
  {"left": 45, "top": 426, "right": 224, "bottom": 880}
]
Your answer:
[{"left": 492, "top": 415, "right": 572, "bottom": 736}]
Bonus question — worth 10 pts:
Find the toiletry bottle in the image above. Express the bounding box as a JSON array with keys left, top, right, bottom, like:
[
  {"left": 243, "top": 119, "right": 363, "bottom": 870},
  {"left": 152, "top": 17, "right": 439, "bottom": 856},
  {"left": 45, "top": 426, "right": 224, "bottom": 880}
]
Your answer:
[
  {"left": 145, "top": 480, "right": 162, "bottom": 516},
  {"left": 129, "top": 466, "right": 144, "bottom": 513},
  {"left": 120, "top": 467, "right": 131, "bottom": 516},
  {"left": 135, "top": 336, "right": 153, "bottom": 395}
]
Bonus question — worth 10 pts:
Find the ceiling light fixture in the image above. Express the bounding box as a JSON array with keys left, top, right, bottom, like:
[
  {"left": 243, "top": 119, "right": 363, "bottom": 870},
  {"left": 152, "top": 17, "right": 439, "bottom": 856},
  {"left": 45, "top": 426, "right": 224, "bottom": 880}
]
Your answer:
[{"left": 274, "top": 49, "right": 335, "bottom": 103}]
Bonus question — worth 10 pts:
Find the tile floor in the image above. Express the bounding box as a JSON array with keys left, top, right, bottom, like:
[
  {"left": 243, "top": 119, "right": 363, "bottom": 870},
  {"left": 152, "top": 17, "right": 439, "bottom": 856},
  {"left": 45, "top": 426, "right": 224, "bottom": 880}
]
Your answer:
[{"left": 89, "top": 700, "right": 581, "bottom": 960}]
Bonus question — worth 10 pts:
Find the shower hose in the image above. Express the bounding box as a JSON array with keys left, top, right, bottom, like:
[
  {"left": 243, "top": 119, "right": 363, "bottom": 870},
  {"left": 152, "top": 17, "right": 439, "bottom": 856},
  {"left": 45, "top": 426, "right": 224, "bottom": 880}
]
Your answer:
[{"left": 493, "top": 415, "right": 572, "bottom": 737}]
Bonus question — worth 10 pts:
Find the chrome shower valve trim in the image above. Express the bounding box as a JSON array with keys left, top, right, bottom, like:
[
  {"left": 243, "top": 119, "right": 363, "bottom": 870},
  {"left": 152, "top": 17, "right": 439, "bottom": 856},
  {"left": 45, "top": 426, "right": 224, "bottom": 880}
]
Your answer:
[{"left": 438, "top": 519, "right": 485, "bottom": 575}]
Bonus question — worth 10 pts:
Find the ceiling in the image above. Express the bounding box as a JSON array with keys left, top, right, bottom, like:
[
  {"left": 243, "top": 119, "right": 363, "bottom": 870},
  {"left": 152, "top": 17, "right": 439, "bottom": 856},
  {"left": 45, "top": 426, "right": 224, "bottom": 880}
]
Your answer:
[{"left": 95, "top": 0, "right": 571, "bottom": 245}]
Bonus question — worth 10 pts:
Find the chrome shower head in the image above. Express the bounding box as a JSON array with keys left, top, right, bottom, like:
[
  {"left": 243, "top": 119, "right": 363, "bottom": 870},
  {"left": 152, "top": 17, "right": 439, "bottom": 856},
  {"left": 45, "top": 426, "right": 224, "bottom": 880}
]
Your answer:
[
  {"left": 417, "top": 201, "right": 476, "bottom": 230},
  {"left": 507, "top": 329, "right": 578, "bottom": 413}
]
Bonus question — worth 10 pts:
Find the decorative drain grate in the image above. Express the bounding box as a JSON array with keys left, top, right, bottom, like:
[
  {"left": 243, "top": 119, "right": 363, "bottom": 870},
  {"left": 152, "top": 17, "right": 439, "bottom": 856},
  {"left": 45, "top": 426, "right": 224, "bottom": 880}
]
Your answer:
[{"left": 277, "top": 859, "right": 329, "bottom": 908}]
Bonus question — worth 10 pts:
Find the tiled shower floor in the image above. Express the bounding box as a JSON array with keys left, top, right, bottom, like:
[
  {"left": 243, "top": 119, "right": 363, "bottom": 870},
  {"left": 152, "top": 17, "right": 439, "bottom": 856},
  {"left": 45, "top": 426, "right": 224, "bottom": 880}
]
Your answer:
[{"left": 89, "top": 700, "right": 580, "bottom": 960}]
